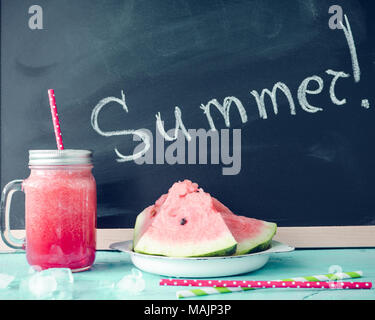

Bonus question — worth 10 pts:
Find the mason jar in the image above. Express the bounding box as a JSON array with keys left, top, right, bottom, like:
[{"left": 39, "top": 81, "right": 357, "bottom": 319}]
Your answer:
[{"left": 0, "top": 150, "right": 97, "bottom": 272}]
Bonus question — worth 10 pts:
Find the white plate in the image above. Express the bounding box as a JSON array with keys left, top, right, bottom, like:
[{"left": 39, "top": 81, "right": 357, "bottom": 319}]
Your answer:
[{"left": 109, "top": 240, "right": 294, "bottom": 278}]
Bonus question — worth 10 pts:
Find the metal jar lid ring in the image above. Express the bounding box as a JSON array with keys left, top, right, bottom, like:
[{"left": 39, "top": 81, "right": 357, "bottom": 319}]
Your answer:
[{"left": 28, "top": 149, "right": 93, "bottom": 166}]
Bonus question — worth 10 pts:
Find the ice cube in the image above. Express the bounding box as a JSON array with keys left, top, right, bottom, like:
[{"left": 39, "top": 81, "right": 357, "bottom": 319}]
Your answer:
[
  {"left": 19, "top": 268, "right": 74, "bottom": 300},
  {"left": 115, "top": 268, "right": 145, "bottom": 296},
  {"left": 0, "top": 273, "right": 15, "bottom": 289}
]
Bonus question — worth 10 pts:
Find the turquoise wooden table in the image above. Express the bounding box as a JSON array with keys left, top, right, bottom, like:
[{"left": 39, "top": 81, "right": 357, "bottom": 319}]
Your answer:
[{"left": 0, "top": 248, "right": 374, "bottom": 300}]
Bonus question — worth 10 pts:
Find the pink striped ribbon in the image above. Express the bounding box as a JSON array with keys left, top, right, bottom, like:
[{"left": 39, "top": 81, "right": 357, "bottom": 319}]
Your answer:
[{"left": 159, "top": 278, "right": 372, "bottom": 290}]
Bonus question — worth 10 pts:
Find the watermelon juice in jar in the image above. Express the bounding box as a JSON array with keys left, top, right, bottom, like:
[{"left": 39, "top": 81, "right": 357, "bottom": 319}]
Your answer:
[{"left": 0, "top": 150, "right": 97, "bottom": 272}]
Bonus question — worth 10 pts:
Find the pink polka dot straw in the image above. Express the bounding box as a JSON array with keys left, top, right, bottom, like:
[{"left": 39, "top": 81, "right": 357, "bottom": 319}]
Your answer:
[
  {"left": 48, "top": 89, "right": 64, "bottom": 150},
  {"left": 167, "top": 271, "right": 366, "bottom": 298},
  {"left": 159, "top": 278, "right": 372, "bottom": 290}
]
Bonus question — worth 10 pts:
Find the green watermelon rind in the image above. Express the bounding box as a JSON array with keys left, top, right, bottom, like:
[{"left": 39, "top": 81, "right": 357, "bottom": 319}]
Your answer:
[
  {"left": 134, "top": 243, "right": 237, "bottom": 258},
  {"left": 194, "top": 243, "right": 237, "bottom": 257},
  {"left": 133, "top": 232, "right": 238, "bottom": 258},
  {"left": 234, "top": 222, "right": 277, "bottom": 255}
]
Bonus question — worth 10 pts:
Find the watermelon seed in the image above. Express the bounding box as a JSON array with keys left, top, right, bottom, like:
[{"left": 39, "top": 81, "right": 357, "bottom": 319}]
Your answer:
[{"left": 180, "top": 218, "right": 187, "bottom": 225}]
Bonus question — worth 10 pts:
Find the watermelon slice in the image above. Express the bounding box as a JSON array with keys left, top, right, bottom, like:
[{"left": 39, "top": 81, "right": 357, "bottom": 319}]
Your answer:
[
  {"left": 133, "top": 180, "right": 237, "bottom": 257},
  {"left": 133, "top": 180, "right": 277, "bottom": 257},
  {"left": 213, "top": 198, "right": 277, "bottom": 255}
]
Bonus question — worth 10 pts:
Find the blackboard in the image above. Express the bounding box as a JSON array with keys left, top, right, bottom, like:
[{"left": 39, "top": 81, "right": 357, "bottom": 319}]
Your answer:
[{"left": 1, "top": 0, "right": 375, "bottom": 230}]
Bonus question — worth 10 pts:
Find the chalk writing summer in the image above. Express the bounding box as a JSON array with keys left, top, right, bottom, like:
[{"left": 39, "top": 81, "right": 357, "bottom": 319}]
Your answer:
[{"left": 91, "top": 15, "right": 365, "bottom": 176}]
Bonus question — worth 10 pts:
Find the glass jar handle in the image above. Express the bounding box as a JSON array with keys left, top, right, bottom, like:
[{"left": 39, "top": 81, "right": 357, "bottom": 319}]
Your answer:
[{"left": 0, "top": 180, "right": 25, "bottom": 250}]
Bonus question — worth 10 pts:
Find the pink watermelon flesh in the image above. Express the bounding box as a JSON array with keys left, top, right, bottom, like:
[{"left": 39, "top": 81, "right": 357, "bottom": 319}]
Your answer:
[
  {"left": 133, "top": 180, "right": 277, "bottom": 257},
  {"left": 133, "top": 180, "right": 237, "bottom": 257}
]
